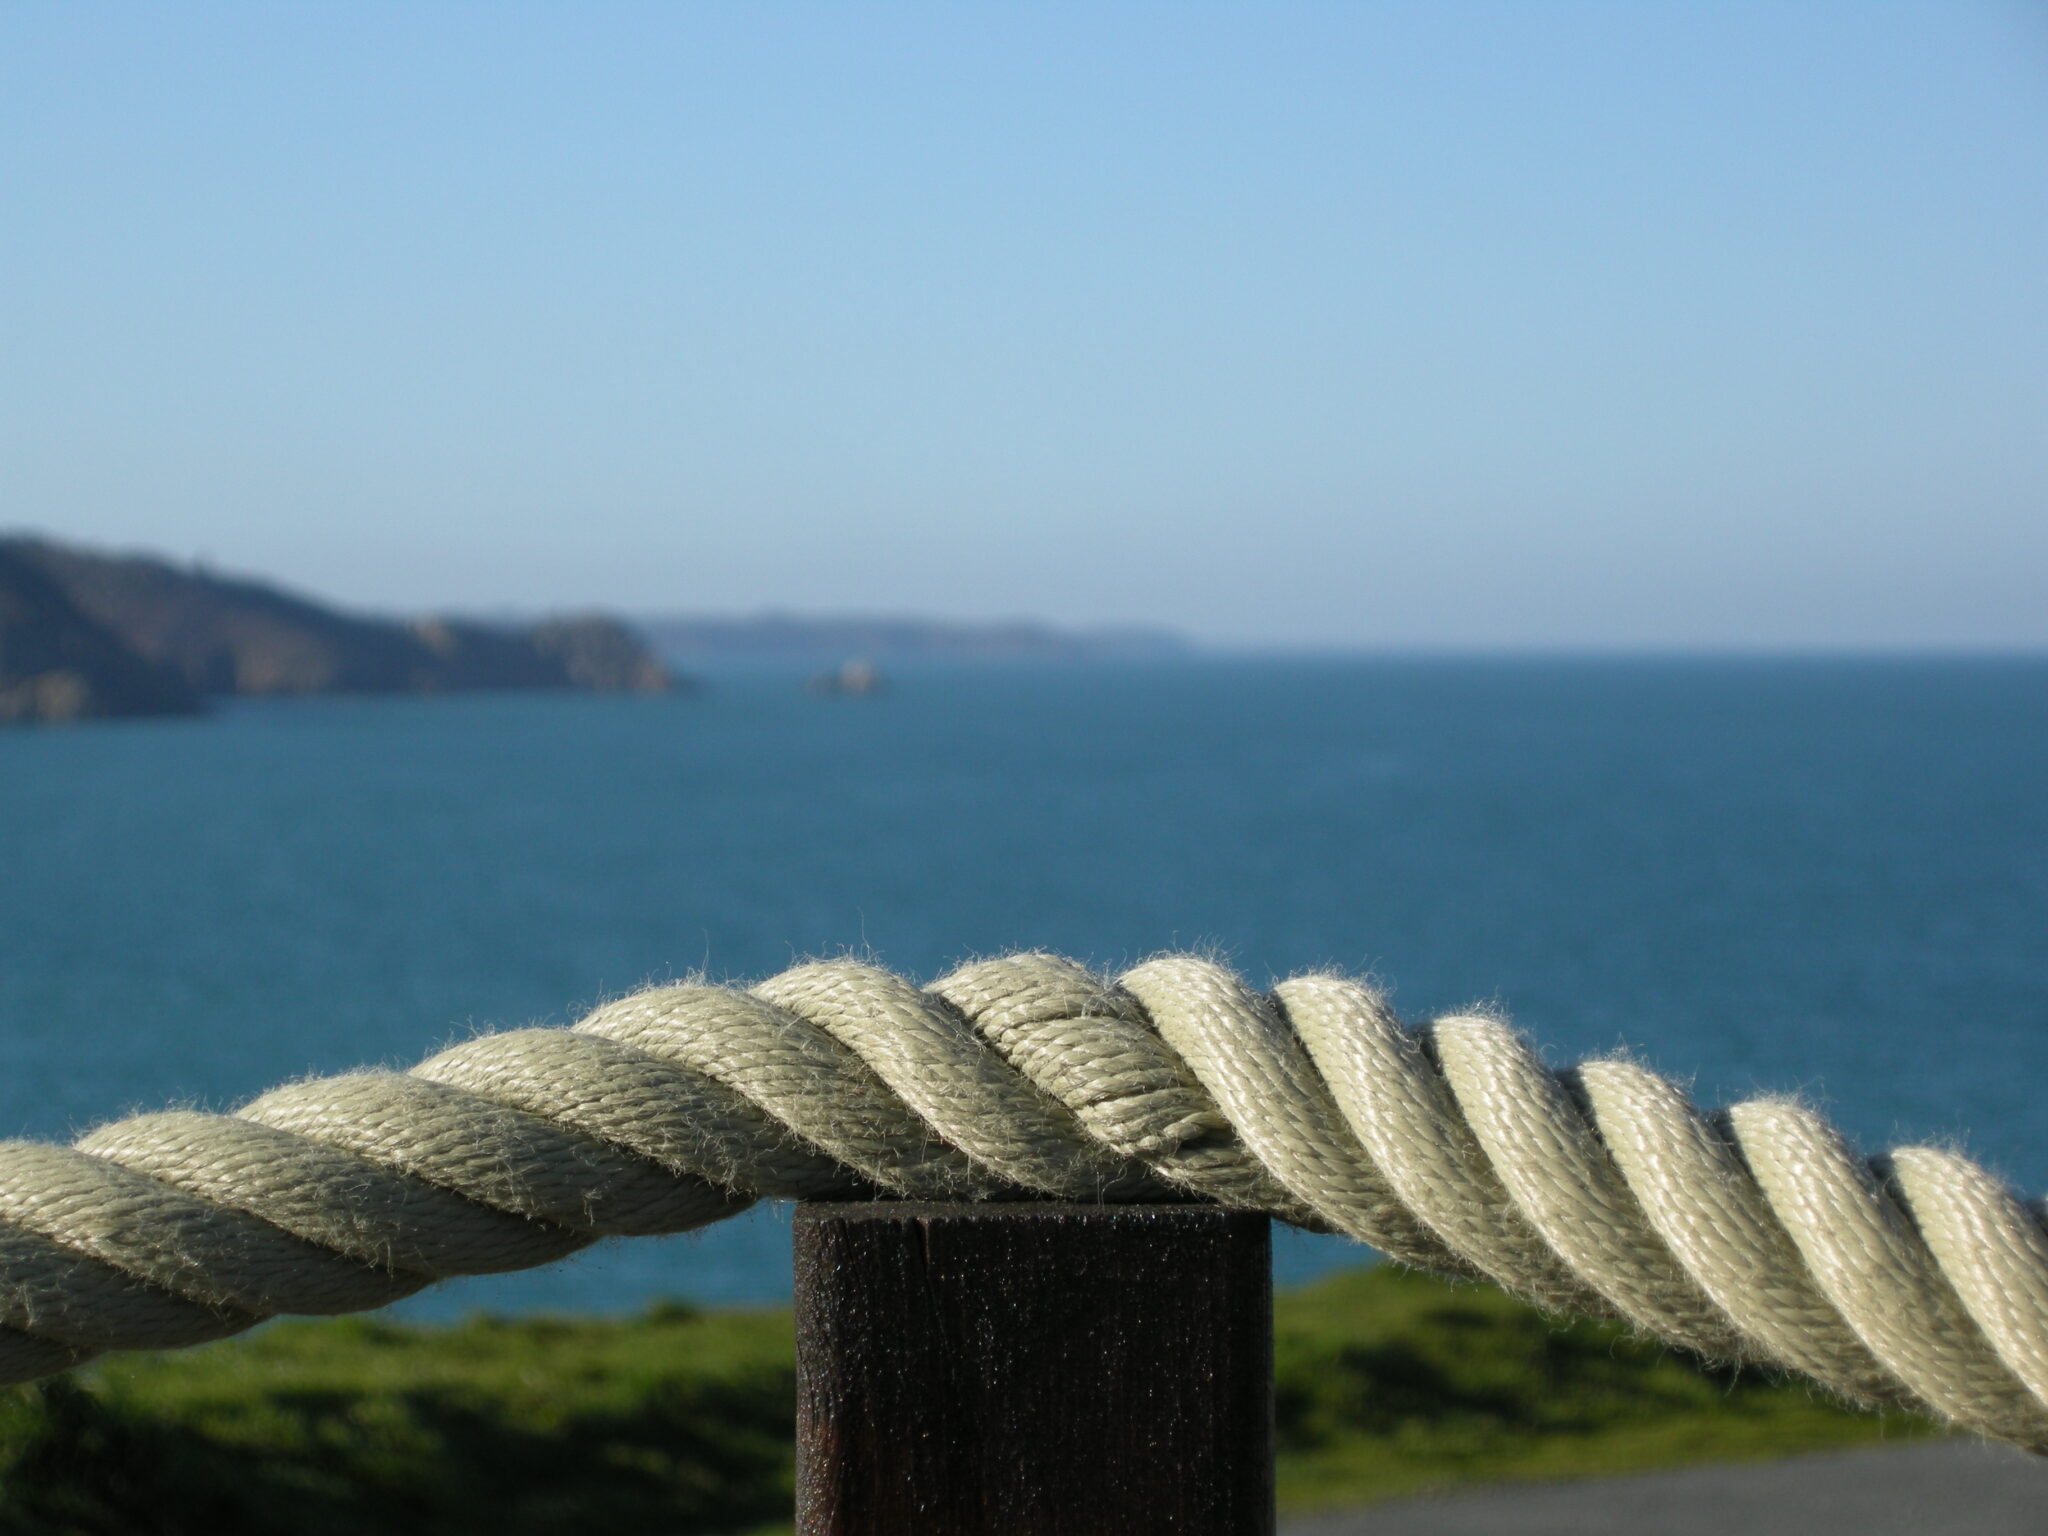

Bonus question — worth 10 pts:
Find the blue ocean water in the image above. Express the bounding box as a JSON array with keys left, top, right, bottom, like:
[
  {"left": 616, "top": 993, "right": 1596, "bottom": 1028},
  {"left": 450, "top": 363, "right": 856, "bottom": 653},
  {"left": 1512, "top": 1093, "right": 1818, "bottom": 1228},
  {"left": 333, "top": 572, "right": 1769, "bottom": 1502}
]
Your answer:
[{"left": 2, "top": 657, "right": 2044, "bottom": 1319}]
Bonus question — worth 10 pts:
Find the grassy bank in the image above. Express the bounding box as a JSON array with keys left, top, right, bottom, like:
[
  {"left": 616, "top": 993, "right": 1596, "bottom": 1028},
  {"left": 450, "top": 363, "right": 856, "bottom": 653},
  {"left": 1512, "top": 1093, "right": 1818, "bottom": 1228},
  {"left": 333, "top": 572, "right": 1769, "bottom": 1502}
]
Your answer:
[
  {"left": 0, "top": 1267, "right": 1935, "bottom": 1534},
  {"left": 1270, "top": 1267, "right": 1935, "bottom": 1507}
]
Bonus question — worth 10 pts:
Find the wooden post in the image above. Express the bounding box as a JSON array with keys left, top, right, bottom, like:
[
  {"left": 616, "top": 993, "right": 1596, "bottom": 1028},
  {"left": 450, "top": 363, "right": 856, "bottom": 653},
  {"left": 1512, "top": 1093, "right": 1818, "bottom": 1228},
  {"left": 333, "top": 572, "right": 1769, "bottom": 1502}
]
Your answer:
[{"left": 794, "top": 1201, "right": 1273, "bottom": 1536}]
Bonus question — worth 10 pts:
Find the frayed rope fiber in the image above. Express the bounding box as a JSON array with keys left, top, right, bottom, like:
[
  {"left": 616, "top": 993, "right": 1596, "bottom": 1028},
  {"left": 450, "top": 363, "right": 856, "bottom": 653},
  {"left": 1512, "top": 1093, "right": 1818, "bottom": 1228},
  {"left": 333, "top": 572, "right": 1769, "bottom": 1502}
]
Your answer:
[{"left": 4, "top": 954, "right": 2048, "bottom": 1450}]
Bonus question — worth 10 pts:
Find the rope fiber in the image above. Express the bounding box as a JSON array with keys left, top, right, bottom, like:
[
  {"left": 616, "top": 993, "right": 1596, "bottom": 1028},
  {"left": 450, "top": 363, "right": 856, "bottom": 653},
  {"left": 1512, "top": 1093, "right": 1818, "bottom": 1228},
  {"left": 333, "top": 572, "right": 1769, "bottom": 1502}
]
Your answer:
[{"left": 5, "top": 953, "right": 2047, "bottom": 1450}]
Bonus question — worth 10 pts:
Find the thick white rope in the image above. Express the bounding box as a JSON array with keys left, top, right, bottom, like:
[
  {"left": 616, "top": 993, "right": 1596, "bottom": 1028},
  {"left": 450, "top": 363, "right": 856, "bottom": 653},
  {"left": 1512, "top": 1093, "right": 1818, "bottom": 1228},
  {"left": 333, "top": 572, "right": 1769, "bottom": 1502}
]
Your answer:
[{"left": 3, "top": 953, "right": 2046, "bottom": 1452}]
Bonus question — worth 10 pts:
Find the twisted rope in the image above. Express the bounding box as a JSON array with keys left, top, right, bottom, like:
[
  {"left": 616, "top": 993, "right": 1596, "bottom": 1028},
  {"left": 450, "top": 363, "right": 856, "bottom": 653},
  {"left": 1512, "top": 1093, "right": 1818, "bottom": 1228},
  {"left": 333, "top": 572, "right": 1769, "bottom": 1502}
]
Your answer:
[{"left": 3, "top": 954, "right": 2047, "bottom": 1451}]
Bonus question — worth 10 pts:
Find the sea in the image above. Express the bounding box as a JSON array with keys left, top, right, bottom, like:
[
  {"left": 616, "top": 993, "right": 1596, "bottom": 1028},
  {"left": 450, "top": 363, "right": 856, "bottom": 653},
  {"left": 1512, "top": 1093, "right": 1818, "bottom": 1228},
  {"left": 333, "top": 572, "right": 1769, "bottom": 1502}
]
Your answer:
[{"left": 2, "top": 656, "right": 2044, "bottom": 1321}]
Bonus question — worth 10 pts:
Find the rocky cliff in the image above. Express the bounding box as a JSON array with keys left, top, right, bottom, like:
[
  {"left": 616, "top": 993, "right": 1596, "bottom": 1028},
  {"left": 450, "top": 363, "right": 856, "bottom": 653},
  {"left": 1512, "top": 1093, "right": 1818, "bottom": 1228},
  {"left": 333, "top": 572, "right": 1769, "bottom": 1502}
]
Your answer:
[
  {"left": 2, "top": 537, "right": 679, "bottom": 705},
  {"left": 0, "top": 548, "right": 205, "bottom": 723}
]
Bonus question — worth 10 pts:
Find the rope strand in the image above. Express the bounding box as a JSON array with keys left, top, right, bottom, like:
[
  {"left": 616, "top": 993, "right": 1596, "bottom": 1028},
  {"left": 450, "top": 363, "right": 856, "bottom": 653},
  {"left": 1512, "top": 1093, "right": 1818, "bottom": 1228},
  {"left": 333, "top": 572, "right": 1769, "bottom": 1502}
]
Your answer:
[{"left": 4, "top": 953, "right": 2046, "bottom": 1451}]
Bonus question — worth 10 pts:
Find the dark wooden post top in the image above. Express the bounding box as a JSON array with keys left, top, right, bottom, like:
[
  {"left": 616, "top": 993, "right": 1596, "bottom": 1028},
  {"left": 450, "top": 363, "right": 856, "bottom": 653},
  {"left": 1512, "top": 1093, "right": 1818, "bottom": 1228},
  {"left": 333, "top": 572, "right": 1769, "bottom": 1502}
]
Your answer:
[{"left": 794, "top": 1201, "right": 1274, "bottom": 1536}]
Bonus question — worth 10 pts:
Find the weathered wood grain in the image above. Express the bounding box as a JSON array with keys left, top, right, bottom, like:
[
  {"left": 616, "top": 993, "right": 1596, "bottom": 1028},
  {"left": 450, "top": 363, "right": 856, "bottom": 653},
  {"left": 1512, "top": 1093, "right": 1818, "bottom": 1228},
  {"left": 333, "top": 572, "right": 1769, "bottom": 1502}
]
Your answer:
[{"left": 795, "top": 1201, "right": 1273, "bottom": 1536}]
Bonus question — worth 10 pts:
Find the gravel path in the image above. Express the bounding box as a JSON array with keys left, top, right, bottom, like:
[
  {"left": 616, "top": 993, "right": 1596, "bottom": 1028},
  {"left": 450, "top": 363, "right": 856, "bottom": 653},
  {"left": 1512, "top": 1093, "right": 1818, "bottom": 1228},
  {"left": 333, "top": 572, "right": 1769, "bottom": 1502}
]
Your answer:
[{"left": 1281, "top": 1441, "right": 2046, "bottom": 1535}]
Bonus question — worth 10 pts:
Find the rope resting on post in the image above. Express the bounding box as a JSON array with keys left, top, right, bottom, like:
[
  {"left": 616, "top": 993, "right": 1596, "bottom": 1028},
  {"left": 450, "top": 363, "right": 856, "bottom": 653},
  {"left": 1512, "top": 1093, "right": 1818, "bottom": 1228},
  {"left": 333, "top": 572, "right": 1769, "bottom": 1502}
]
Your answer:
[{"left": 2, "top": 953, "right": 2046, "bottom": 1453}]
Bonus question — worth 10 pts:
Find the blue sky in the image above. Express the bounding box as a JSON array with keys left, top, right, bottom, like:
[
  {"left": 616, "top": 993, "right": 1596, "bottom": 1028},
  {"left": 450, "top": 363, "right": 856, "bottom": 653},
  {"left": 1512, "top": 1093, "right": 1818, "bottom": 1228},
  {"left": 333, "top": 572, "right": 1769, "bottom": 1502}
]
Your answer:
[{"left": 2, "top": 2, "right": 2043, "bottom": 647}]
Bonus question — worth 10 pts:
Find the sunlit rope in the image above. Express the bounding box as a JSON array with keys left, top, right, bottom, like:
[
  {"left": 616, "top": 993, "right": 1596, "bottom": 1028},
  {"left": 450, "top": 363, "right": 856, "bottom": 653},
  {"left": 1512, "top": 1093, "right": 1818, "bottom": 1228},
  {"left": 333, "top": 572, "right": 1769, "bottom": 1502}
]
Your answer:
[{"left": 3, "top": 953, "right": 2045, "bottom": 1451}]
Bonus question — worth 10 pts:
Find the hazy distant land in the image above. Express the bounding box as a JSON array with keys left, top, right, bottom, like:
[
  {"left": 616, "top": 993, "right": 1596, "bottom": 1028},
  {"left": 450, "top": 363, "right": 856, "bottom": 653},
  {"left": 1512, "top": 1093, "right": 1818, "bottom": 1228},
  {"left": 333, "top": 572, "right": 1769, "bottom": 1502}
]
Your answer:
[
  {"left": 0, "top": 543, "right": 205, "bottom": 722},
  {"left": 0, "top": 534, "right": 676, "bottom": 723},
  {"left": 0, "top": 534, "right": 1190, "bottom": 724},
  {"left": 636, "top": 613, "right": 1187, "bottom": 667}
]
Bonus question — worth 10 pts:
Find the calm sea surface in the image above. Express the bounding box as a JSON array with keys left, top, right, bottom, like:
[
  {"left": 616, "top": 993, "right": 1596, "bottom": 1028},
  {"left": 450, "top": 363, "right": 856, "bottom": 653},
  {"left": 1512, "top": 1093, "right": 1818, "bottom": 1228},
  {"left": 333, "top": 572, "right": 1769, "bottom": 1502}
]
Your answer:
[{"left": 2, "top": 657, "right": 2044, "bottom": 1319}]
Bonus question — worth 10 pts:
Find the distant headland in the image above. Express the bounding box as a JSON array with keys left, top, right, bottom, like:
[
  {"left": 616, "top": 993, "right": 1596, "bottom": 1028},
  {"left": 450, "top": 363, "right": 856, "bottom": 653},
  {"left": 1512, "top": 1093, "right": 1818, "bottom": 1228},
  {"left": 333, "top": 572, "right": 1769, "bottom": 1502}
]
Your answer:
[
  {"left": 1, "top": 535, "right": 1192, "bottom": 725},
  {"left": 636, "top": 614, "right": 1186, "bottom": 667},
  {"left": 0, "top": 534, "right": 678, "bottom": 724}
]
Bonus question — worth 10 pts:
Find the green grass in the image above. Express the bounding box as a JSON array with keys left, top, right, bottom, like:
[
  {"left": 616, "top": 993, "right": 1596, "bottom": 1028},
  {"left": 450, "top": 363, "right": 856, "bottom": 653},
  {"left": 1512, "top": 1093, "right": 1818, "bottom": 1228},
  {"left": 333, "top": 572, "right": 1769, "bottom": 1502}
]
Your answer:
[
  {"left": 0, "top": 1269, "right": 1938, "bottom": 1533},
  {"left": 0, "top": 1303, "right": 796, "bottom": 1536},
  {"left": 1271, "top": 1266, "right": 1937, "bottom": 1510}
]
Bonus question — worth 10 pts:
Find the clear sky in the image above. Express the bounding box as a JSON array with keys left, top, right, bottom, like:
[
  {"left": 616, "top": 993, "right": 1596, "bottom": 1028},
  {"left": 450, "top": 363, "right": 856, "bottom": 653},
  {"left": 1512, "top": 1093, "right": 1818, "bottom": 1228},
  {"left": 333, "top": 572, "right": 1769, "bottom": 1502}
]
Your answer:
[{"left": 3, "top": 2, "right": 2043, "bottom": 647}]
